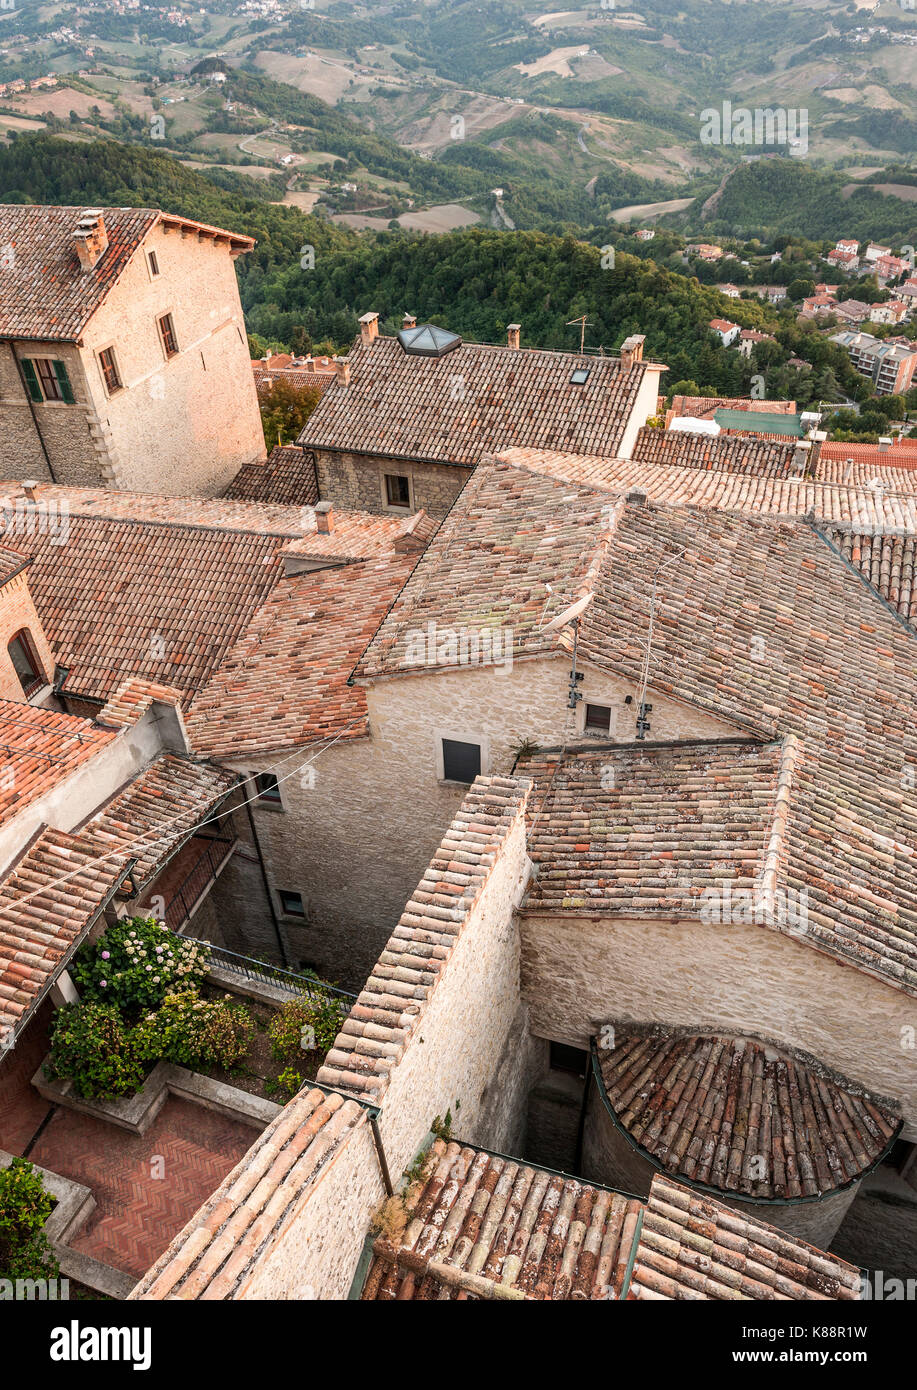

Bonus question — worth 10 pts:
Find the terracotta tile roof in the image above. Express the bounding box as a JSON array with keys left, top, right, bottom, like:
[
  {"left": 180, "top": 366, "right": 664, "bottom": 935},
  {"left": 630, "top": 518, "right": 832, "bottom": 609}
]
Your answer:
[
  {"left": 317, "top": 775, "right": 531, "bottom": 1102},
  {"left": 0, "top": 206, "right": 253, "bottom": 343},
  {"left": 83, "top": 752, "right": 239, "bottom": 887},
  {"left": 820, "top": 526, "right": 917, "bottom": 626},
  {"left": 631, "top": 427, "right": 798, "bottom": 476},
  {"left": 508, "top": 451, "right": 917, "bottom": 526},
  {"left": 354, "top": 461, "right": 615, "bottom": 681},
  {"left": 97, "top": 678, "right": 186, "bottom": 731},
  {"left": 0, "top": 481, "right": 315, "bottom": 538},
  {"left": 4, "top": 509, "right": 285, "bottom": 707},
  {"left": 598, "top": 1029, "right": 899, "bottom": 1201},
  {"left": 356, "top": 458, "right": 917, "bottom": 997},
  {"left": 130, "top": 1087, "right": 368, "bottom": 1300},
  {"left": 0, "top": 826, "right": 129, "bottom": 1042},
  {"left": 362, "top": 1137, "right": 643, "bottom": 1300},
  {"left": 224, "top": 445, "right": 319, "bottom": 507},
  {"left": 0, "top": 700, "right": 115, "bottom": 826},
  {"left": 278, "top": 507, "right": 438, "bottom": 567},
  {"left": 669, "top": 396, "right": 796, "bottom": 421},
  {"left": 253, "top": 364, "right": 336, "bottom": 401},
  {"left": 519, "top": 739, "right": 790, "bottom": 916},
  {"left": 301, "top": 335, "right": 655, "bottom": 466},
  {"left": 820, "top": 440, "right": 917, "bottom": 470},
  {"left": 0, "top": 542, "right": 31, "bottom": 588},
  {"left": 629, "top": 1175, "right": 863, "bottom": 1300},
  {"left": 185, "top": 556, "right": 417, "bottom": 758}
]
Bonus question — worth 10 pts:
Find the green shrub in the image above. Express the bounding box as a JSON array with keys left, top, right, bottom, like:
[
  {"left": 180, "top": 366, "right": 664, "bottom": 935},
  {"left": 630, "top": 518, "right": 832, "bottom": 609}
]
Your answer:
[
  {"left": 268, "top": 993, "right": 346, "bottom": 1063},
  {"left": 72, "top": 917, "right": 209, "bottom": 1014},
  {"left": 268, "top": 1067, "right": 305, "bottom": 1101},
  {"left": 135, "top": 989, "right": 253, "bottom": 1071},
  {"left": 0, "top": 1158, "right": 58, "bottom": 1281},
  {"left": 46, "top": 1001, "right": 147, "bottom": 1100}
]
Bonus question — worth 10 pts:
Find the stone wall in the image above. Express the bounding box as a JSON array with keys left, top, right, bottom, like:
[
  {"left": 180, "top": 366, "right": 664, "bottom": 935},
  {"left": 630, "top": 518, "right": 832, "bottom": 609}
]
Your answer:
[
  {"left": 80, "top": 222, "right": 265, "bottom": 496},
  {"left": 312, "top": 448, "right": 469, "bottom": 519},
  {"left": 215, "top": 656, "right": 740, "bottom": 988},
  {"left": 0, "top": 341, "right": 100, "bottom": 484},
  {"left": 0, "top": 569, "right": 57, "bottom": 702},
  {"left": 131, "top": 776, "right": 540, "bottom": 1300},
  {"left": 520, "top": 910, "right": 916, "bottom": 1136}
]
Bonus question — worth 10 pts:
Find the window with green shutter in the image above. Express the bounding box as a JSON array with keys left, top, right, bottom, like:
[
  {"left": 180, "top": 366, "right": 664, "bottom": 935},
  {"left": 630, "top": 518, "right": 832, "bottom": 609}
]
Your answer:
[
  {"left": 20, "top": 358, "right": 43, "bottom": 403},
  {"left": 52, "top": 360, "right": 75, "bottom": 404}
]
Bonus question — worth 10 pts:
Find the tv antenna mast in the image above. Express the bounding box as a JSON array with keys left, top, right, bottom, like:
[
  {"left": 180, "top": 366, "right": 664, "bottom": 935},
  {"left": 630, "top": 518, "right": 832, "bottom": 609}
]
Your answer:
[{"left": 566, "top": 314, "right": 594, "bottom": 354}]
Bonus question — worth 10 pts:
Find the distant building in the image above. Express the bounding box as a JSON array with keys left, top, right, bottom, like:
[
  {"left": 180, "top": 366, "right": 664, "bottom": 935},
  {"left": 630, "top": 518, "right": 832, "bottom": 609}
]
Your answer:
[
  {"left": 831, "top": 329, "right": 917, "bottom": 395},
  {"left": 709, "top": 317, "right": 741, "bottom": 347}
]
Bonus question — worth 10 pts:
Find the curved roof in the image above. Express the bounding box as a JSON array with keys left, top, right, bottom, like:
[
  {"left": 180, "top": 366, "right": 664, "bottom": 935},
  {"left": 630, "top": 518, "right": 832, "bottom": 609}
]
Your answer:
[{"left": 597, "top": 1029, "right": 899, "bottom": 1203}]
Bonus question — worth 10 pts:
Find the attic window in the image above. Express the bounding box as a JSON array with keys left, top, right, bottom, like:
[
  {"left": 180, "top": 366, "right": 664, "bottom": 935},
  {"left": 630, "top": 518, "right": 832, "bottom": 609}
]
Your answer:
[
  {"left": 570, "top": 368, "right": 590, "bottom": 384},
  {"left": 396, "top": 324, "right": 462, "bottom": 358}
]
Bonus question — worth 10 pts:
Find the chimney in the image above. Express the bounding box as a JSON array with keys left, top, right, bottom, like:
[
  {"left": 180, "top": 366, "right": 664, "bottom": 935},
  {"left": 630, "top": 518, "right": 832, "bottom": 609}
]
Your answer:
[
  {"left": 22, "top": 480, "right": 40, "bottom": 502},
  {"left": 314, "top": 501, "right": 333, "bottom": 534},
  {"left": 792, "top": 440, "right": 811, "bottom": 475},
  {"left": 506, "top": 323, "right": 521, "bottom": 351},
  {"left": 625, "top": 488, "right": 647, "bottom": 507},
  {"left": 359, "top": 311, "right": 379, "bottom": 347},
  {"left": 334, "top": 357, "right": 351, "bottom": 386},
  {"left": 73, "top": 208, "right": 109, "bottom": 272},
  {"left": 403, "top": 312, "right": 417, "bottom": 329},
  {"left": 808, "top": 429, "right": 826, "bottom": 472},
  {"left": 619, "top": 334, "right": 646, "bottom": 371},
  {"left": 878, "top": 436, "right": 892, "bottom": 453}
]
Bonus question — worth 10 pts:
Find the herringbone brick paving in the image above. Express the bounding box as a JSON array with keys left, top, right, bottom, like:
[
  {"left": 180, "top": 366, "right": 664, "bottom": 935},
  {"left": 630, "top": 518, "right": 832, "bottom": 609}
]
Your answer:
[{"left": 29, "top": 1097, "right": 256, "bottom": 1279}]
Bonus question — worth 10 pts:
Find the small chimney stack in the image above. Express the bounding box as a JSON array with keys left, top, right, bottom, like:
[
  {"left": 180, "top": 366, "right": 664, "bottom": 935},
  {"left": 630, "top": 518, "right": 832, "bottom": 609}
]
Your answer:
[
  {"left": 625, "top": 488, "right": 647, "bottom": 507},
  {"left": 808, "top": 429, "right": 826, "bottom": 473},
  {"left": 403, "top": 312, "right": 417, "bottom": 329},
  {"left": 73, "top": 208, "right": 109, "bottom": 273},
  {"left": 334, "top": 357, "right": 351, "bottom": 386},
  {"left": 792, "top": 440, "right": 812, "bottom": 475},
  {"left": 314, "top": 501, "right": 333, "bottom": 535},
  {"left": 506, "top": 323, "right": 521, "bottom": 351},
  {"left": 359, "top": 311, "right": 379, "bottom": 347},
  {"left": 22, "top": 480, "right": 40, "bottom": 502},
  {"left": 878, "top": 436, "right": 892, "bottom": 454},
  {"left": 619, "top": 333, "right": 646, "bottom": 371}
]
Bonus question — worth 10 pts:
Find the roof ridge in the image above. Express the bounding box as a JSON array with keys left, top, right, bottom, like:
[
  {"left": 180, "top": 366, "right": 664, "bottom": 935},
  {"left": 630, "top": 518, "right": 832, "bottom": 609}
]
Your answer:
[{"left": 758, "top": 732, "right": 801, "bottom": 909}]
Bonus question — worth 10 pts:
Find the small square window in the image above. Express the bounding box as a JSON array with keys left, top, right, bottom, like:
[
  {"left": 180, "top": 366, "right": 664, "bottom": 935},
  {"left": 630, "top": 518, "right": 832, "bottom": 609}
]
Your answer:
[
  {"left": 570, "top": 367, "right": 590, "bottom": 384},
  {"left": 584, "top": 703, "right": 611, "bottom": 734},
  {"left": 98, "top": 346, "right": 122, "bottom": 395},
  {"left": 442, "top": 738, "right": 481, "bottom": 784},
  {"left": 148, "top": 250, "right": 160, "bottom": 276},
  {"left": 385, "top": 473, "right": 411, "bottom": 509},
  {"left": 255, "top": 772, "right": 282, "bottom": 805},
  {"left": 158, "top": 313, "right": 178, "bottom": 358},
  {"left": 278, "top": 890, "right": 305, "bottom": 918}
]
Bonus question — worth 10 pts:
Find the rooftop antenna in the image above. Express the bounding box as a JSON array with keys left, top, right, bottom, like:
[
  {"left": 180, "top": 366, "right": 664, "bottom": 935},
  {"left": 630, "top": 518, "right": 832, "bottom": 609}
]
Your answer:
[
  {"left": 544, "top": 593, "right": 594, "bottom": 715},
  {"left": 566, "top": 313, "right": 594, "bottom": 354}
]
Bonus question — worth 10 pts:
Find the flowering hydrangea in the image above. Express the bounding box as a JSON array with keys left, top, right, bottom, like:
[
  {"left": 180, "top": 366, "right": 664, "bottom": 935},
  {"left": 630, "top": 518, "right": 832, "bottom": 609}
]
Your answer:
[{"left": 71, "top": 917, "right": 209, "bottom": 1015}]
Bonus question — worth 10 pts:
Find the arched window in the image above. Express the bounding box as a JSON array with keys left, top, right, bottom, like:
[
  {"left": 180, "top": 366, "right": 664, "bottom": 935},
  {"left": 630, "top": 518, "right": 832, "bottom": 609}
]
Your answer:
[{"left": 8, "top": 629, "right": 45, "bottom": 696}]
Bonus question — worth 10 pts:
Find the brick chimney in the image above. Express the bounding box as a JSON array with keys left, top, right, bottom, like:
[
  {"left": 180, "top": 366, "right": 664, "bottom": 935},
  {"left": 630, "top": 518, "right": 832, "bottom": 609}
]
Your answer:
[
  {"left": 619, "top": 334, "right": 646, "bottom": 371},
  {"left": 314, "top": 501, "right": 333, "bottom": 534},
  {"left": 878, "top": 436, "right": 892, "bottom": 453},
  {"left": 791, "top": 440, "right": 811, "bottom": 474},
  {"left": 506, "top": 323, "right": 521, "bottom": 350},
  {"left": 21, "top": 480, "right": 40, "bottom": 502},
  {"left": 334, "top": 357, "right": 351, "bottom": 386},
  {"left": 73, "top": 208, "right": 109, "bottom": 272},
  {"left": 403, "top": 312, "right": 417, "bottom": 329},
  {"left": 359, "top": 312, "right": 379, "bottom": 347}
]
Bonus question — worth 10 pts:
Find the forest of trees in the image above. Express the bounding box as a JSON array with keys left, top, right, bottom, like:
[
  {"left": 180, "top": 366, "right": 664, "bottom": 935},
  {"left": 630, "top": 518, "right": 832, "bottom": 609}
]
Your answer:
[{"left": 0, "top": 135, "right": 900, "bottom": 414}]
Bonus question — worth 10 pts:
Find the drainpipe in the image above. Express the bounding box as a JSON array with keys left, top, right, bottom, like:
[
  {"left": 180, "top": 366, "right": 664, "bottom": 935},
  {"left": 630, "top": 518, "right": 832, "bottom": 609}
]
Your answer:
[
  {"left": 574, "top": 1042, "right": 596, "bottom": 1173},
  {"left": 9, "top": 343, "right": 58, "bottom": 483},
  {"left": 244, "top": 796, "right": 290, "bottom": 968}
]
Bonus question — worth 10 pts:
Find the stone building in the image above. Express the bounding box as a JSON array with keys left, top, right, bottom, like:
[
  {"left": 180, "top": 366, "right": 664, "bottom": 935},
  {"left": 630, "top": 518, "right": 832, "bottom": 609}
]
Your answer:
[
  {"left": 290, "top": 315, "right": 663, "bottom": 519},
  {"left": 0, "top": 204, "right": 265, "bottom": 495}
]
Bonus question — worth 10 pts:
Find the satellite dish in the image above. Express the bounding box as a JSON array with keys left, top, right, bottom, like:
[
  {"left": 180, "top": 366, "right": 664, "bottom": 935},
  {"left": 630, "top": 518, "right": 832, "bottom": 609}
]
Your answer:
[{"left": 544, "top": 592, "right": 594, "bottom": 632}]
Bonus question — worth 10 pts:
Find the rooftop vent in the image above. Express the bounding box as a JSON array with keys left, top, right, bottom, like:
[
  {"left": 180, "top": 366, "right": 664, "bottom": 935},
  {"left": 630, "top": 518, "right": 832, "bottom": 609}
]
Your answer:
[{"left": 396, "top": 324, "right": 463, "bottom": 358}]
